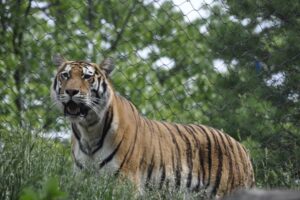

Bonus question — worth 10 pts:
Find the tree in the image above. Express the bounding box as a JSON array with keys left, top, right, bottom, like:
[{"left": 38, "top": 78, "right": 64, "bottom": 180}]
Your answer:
[{"left": 204, "top": 0, "right": 300, "bottom": 187}]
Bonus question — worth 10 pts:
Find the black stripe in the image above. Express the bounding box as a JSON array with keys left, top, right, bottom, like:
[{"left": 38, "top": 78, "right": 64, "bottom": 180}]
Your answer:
[
  {"left": 116, "top": 102, "right": 139, "bottom": 173},
  {"left": 183, "top": 125, "right": 200, "bottom": 190},
  {"left": 145, "top": 119, "right": 154, "bottom": 135},
  {"left": 139, "top": 119, "right": 148, "bottom": 169},
  {"left": 72, "top": 123, "right": 81, "bottom": 140},
  {"left": 80, "top": 142, "right": 91, "bottom": 155},
  {"left": 184, "top": 125, "right": 205, "bottom": 190},
  {"left": 115, "top": 147, "right": 131, "bottom": 176},
  {"left": 225, "top": 134, "right": 239, "bottom": 189},
  {"left": 92, "top": 106, "right": 114, "bottom": 154},
  {"left": 128, "top": 101, "right": 137, "bottom": 115},
  {"left": 92, "top": 90, "right": 100, "bottom": 102},
  {"left": 174, "top": 124, "right": 193, "bottom": 188},
  {"left": 218, "top": 130, "right": 233, "bottom": 193},
  {"left": 53, "top": 77, "right": 58, "bottom": 91},
  {"left": 233, "top": 140, "right": 243, "bottom": 186},
  {"left": 100, "top": 138, "right": 123, "bottom": 168},
  {"left": 94, "top": 77, "right": 101, "bottom": 99},
  {"left": 161, "top": 122, "right": 182, "bottom": 188},
  {"left": 157, "top": 130, "right": 166, "bottom": 189},
  {"left": 125, "top": 109, "right": 140, "bottom": 163},
  {"left": 160, "top": 164, "right": 166, "bottom": 189},
  {"left": 146, "top": 152, "right": 155, "bottom": 186},
  {"left": 237, "top": 143, "right": 248, "bottom": 185},
  {"left": 92, "top": 89, "right": 100, "bottom": 101},
  {"left": 91, "top": 76, "right": 95, "bottom": 85},
  {"left": 210, "top": 129, "right": 223, "bottom": 196},
  {"left": 126, "top": 100, "right": 139, "bottom": 160},
  {"left": 196, "top": 125, "right": 212, "bottom": 189},
  {"left": 171, "top": 151, "right": 176, "bottom": 180},
  {"left": 72, "top": 124, "right": 90, "bottom": 155},
  {"left": 175, "top": 167, "right": 181, "bottom": 188},
  {"left": 139, "top": 149, "right": 146, "bottom": 169},
  {"left": 102, "top": 80, "right": 107, "bottom": 95},
  {"left": 194, "top": 169, "right": 201, "bottom": 192},
  {"left": 103, "top": 106, "right": 113, "bottom": 135},
  {"left": 188, "top": 125, "right": 206, "bottom": 190},
  {"left": 72, "top": 149, "right": 83, "bottom": 169},
  {"left": 157, "top": 120, "right": 180, "bottom": 187}
]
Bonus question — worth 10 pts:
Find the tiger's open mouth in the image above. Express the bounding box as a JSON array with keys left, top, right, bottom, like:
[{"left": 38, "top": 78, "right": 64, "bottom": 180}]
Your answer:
[{"left": 64, "top": 101, "right": 89, "bottom": 117}]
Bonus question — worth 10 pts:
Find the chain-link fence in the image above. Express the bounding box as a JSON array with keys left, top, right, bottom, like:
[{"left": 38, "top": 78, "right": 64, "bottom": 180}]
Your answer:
[{"left": 1, "top": 0, "right": 300, "bottom": 199}]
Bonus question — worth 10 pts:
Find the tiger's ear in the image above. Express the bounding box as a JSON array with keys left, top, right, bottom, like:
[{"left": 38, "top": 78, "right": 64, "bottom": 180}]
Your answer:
[
  {"left": 52, "top": 54, "right": 66, "bottom": 67},
  {"left": 100, "top": 58, "right": 114, "bottom": 75}
]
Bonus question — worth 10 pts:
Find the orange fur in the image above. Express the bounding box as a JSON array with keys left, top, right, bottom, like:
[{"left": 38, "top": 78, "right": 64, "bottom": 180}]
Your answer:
[{"left": 51, "top": 57, "right": 255, "bottom": 197}]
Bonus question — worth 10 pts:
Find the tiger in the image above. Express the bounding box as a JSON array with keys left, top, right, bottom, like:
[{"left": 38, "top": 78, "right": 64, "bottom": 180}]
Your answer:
[{"left": 51, "top": 55, "right": 255, "bottom": 198}]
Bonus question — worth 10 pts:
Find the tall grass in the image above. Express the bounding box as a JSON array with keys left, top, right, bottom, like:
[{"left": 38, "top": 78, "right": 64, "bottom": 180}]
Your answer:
[{"left": 0, "top": 127, "right": 136, "bottom": 200}]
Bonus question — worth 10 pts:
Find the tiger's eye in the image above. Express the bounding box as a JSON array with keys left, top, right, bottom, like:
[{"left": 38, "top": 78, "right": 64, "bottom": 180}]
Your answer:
[
  {"left": 83, "top": 74, "right": 92, "bottom": 79},
  {"left": 61, "top": 72, "right": 69, "bottom": 80}
]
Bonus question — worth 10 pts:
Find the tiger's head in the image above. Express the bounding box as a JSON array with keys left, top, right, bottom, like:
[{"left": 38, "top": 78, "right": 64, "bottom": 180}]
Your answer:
[{"left": 51, "top": 55, "right": 115, "bottom": 122}]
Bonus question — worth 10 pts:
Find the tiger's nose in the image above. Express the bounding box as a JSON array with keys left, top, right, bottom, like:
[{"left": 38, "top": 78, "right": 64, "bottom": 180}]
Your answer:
[{"left": 66, "top": 89, "right": 79, "bottom": 97}]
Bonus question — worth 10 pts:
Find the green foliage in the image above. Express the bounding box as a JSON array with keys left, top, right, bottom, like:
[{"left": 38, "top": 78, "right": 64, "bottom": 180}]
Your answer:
[
  {"left": 205, "top": 0, "right": 300, "bottom": 187},
  {"left": 0, "top": 128, "right": 136, "bottom": 200},
  {"left": 20, "top": 177, "right": 67, "bottom": 200}
]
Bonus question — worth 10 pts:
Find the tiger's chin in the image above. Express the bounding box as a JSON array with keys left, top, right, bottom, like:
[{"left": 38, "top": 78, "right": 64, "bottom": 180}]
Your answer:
[{"left": 63, "top": 100, "right": 90, "bottom": 119}]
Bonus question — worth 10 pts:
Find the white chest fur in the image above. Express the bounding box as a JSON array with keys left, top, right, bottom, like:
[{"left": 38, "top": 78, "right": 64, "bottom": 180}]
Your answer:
[{"left": 72, "top": 118, "right": 120, "bottom": 174}]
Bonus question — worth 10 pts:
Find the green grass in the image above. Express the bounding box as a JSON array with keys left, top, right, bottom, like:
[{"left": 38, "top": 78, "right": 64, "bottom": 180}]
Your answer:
[{"left": 0, "top": 127, "right": 136, "bottom": 200}]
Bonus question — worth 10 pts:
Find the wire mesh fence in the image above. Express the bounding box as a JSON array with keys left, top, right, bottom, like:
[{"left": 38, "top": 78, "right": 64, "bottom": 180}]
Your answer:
[{"left": 0, "top": 0, "right": 300, "bottom": 198}]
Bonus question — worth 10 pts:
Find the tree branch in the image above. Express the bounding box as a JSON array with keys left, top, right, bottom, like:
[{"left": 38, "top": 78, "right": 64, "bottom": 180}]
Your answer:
[
  {"left": 0, "top": 0, "right": 7, "bottom": 34},
  {"left": 106, "top": 1, "right": 138, "bottom": 54},
  {"left": 12, "top": 0, "right": 32, "bottom": 126},
  {"left": 87, "top": 0, "right": 94, "bottom": 29}
]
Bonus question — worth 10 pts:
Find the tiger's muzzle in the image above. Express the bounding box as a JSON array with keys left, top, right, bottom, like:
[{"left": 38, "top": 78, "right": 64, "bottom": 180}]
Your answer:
[
  {"left": 63, "top": 89, "right": 90, "bottom": 117},
  {"left": 63, "top": 101, "right": 90, "bottom": 117}
]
